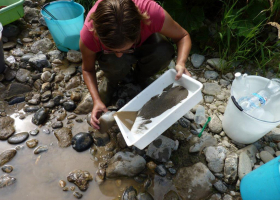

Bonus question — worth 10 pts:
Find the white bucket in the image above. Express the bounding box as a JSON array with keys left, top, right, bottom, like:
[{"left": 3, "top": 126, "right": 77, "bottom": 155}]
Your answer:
[{"left": 223, "top": 76, "right": 280, "bottom": 144}]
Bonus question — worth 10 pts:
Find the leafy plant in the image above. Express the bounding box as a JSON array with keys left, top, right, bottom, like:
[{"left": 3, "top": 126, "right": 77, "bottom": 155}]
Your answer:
[{"left": 75, "top": 0, "right": 95, "bottom": 15}]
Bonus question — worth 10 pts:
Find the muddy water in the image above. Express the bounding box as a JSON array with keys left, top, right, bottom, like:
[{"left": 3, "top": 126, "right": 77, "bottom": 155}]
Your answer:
[{"left": 0, "top": 103, "right": 174, "bottom": 200}]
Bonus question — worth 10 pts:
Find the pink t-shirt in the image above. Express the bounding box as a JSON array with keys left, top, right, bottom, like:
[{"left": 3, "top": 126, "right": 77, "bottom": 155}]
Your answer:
[{"left": 80, "top": 0, "right": 165, "bottom": 52}]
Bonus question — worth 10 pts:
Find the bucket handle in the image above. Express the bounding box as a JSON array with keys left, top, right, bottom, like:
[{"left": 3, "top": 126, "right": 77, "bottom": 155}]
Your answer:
[{"left": 231, "top": 96, "right": 243, "bottom": 112}]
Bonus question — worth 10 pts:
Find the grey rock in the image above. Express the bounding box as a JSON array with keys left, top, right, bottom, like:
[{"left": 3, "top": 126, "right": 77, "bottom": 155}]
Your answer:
[
  {"left": 32, "top": 107, "right": 48, "bottom": 125},
  {"left": 16, "top": 68, "right": 30, "bottom": 83},
  {"left": 65, "top": 76, "right": 81, "bottom": 90},
  {"left": 236, "top": 144, "right": 258, "bottom": 164},
  {"left": 93, "top": 130, "right": 110, "bottom": 146},
  {"left": 21, "top": 53, "right": 34, "bottom": 62},
  {"left": 2, "top": 24, "right": 20, "bottom": 38},
  {"left": 174, "top": 162, "right": 215, "bottom": 200},
  {"left": 24, "top": 106, "right": 40, "bottom": 112},
  {"left": 0, "top": 174, "right": 16, "bottom": 188},
  {"left": 189, "top": 133, "right": 217, "bottom": 153},
  {"left": 268, "top": 128, "right": 280, "bottom": 142},
  {"left": 8, "top": 132, "right": 29, "bottom": 144},
  {"left": 3, "top": 42, "right": 16, "bottom": 50},
  {"left": 29, "top": 54, "right": 51, "bottom": 71},
  {"left": 47, "top": 50, "right": 63, "bottom": 62},
  {"left": 155, "top": 165, "right": 167, "bottom": 177},
  {"left": 34, "top": 145, "right": 48, "bottom": 154},
  {"left": 191, "top": 54, "right": 205, "bottom": 68},
  {"left": 4, "top": 68, "right": 16, "bottom": 81},
  {"left": 117, "top": 132, "right": 127, "bottom": 149},
  {"left": 238, "top": 152, "right": 252, "bottom": 180},
  {"left": 214, "top": 180, "right": 227, "bottom": 193},
  {"left": 163, "top": 191, "right": 180, "bottom": 200},
  {"left": 204, "top": 71, "right": 219, "bottom": 80},
  {"left": 29, "top": 129, "right": 39, "bottom": 136},
  {"left": 74, "top": 93, "right": 93, "bottom": 114},
  {"left": 41, "top": 91, "right": 52, "bottom": 102},
  {"left": 52, "top": 121, "right": 63, "bottom": 129},
  {"left": 31, "top": 38, "right": 53, "bottom": 54},
  {"left": 207, "top": 58, "right": 227, "bottom": 71},
  {"left": 43, "top": 100, "right": 55, "bottom": 108},
  {"left": 39, "top": 17, "right": 47, "bottom": 26},
  {"left": 209, "top": 194, "right": 222, "bottom": 200},
  {"left": 54, "top": 128, "right": 72, "bottom": 148},
  {"left": 223, "top": 194, "right": 233, "bottom": 200},
  {"left": 62, "top": 66, "right": 76, "bottom": 77},
  {"left": 8, "top": 96, "right": 25, "bottom": 105},
  {"left": 67, "top": 50, "right": 82, "bottom": 63},
  {"left": 184, "top": 111, "right": 194, "bottom": 121},
  {"left": 0, "top": 116, "right": 15, "bottom": 140},
  {"left": 146, "top": 135, "right": 178, "bottom": 163},
  {"left": 22, "top": 38, "right": 33, "bottom": 43},
  {"left": 203, "top": 83, "right": 222, "bottom": 96},
  {"left": 168, "top": 168, "right": 176, "bottom": 175},
  {"left": 204, "top": 95, "right": 214, "bottom": 103},
  {"left": 209, "top": 115, "right": 223, "bottom": 134},
  {"left": 24, "top": 7, "right": 39, "bottom": 23},
  {"left": 41, "top": 71, "right": 52, "bottom": 82},
  {"left": 0, "top": 149, "right": 17, "bottom": 166},
  {"left": 11, "top": 48, "right": 24, "bottom": 57},
  {"left": 260, "top": 151, "right": 274, "bottom": 163},
  {"left": 220, "top": 79, "right": 230, "bottom": 87},
  {"left": 106, "top": 152, "right": 146, "bottom": 178},
  {"left": 1, "top": 165, "right": 13, "bottom": 173},
  {"left": 26, "top": 139, "right": 39, "bottom": 148},
  {"left": 122, "top": 186, "right": 137, "bottom": 200},
  {"left": 204, "top": 146, "right": 227, "bottom": 173},
  {"left": 225, "top": 73, "right": 234, "bottom": 80},
  {"left": 178, "top": 117, "right": 190, "bottom": 128},
  {"left": 276, "top": 151, "right": 280, "bottom": 156},
  {"left": 137, "top": 193, "right": 153, "bottom": 200},
  {"left": 224, "top": 152, "right": 238, "bottom": 184},
  {"left": 72, "top": 132, "right": 93, "bottom": 152},
  {"left": 67, "top": 170, "right": 93, "bottom": 191}
]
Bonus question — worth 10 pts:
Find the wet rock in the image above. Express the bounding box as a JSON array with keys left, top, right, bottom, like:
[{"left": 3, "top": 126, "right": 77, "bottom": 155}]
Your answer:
[
  {"left": 73, "top": 191, "right": 83, "bottom": 199},
  {"left": 62, "top": 187, "right": 68, "bottom": 191},
  {"left": 42, "top": 129, "right": 50, "bottom": 135},
  {"left": 21, "top": 53, "right": 34, "bottom": 62},
  {"left": 224, "top": 152, "right": 238, "bottom": 184},
  {"left": 43, "top": 100, "right": 55, "bottom": 108},
  {"left": 62, "top": 66, "right": 76, "bottom": 77},
  {"left": 202, "top": 83, "right": 222, "bottom": 96},
  {"left": 41, "top": 71, "right": 52, "bottom": 82},
  {"left": 4, "top": 68, "right": 16, "bottom": 81},
  {"left": 3, "top": 42, "right": 16, "bottom": 50},
  {"left": 1, "top": 165, "right": 13, "bottom": 173},
  {"left": 29, "top": 54, "right": 51, "bottom": 71},
  {"left": 0, "top": 82, "right": 32, "bottom": 100},
  {"left": 207, "top": 58, "right": 227, "bottom": 71},
  {"left": 56, "top": 109, "right": 67, "bottom": 121},
  {"left": 32, "top": 107, "right": 48, "bottom": 125},
  {"left": 52, "top": 121, "right": 63, "bottom": 129},
  {"left": 209, "top": 194, "right": 222, "bottom": 200},
  {"left": 72, "top": 132, "right": 93, "bottom": 152},
  {"left": 74, "top": 93, "right": 93, "bottom": 114},
  {"left": 12, "top": 48, "right": 24, "bottom": 57},
  {"left": 0, "top": 116, "right": 15, "bottom": 140},
  {"left": 93, "top": 130, "right": 110, "bottom": 146},
  {"left": 214, "top": 180, "right": 227, "bottom": 193},
  {"left": 41, "top": 82, "right": 51, "bottom": 93},
  {"left": 191, "top": 54, "right": 205, "bottom": 68},
  {"left": 24, "top": 106, "right": 41, "bottom": 112},
  {"left": 209, "top": 115, "right": 223, "bottom": 134},
  {"left": 55, "top": 128, "right": 73, "bottom": 148},
  {"left": 0, "top": 174, "right": 16, "bottom": 188},
  {"left": 65, "top": 76, "right": 81, "bottom": 90},
  {"left": 184, "top": 111, "right": 194, "bottom": 121},
  {"left": 174, "top": 162, "right": 215, "bottom": 200},
  {"left": 26, "top": 139, "right": 39, "bottom": 148},
  {"left": 204, "top": 146, "right": 227, "bottom": 173},
  {"left": 59, "top": 180, "right": 66, "bottom": 188},
  {"left": 8, "top": 132, "right": 29, "bottom": 144},
  {"left": 204, "top": 71, "right": 219, "bottom": 80},
  {"left": 96, "top": 169, "right": 106, "bottom": 181},
  {"left": 168, "top": 168, "right": 176, "bottom": 175},
  {"left": 22, "top": 38, "right": 33, "bottom": 43},
  {"left": 31, "top": 38, "right": 53, "bottom": 54},
  {"left": 117, "top": 132, "right": 127, "bottom": 149},
  {"left": 189, "top": 133, "right": 217, "bottom": 153},
  {"left": 238, "top": 152, "right": 252, "bottom": 180},
  {"left": 63, "top": 100, "right": 76, "bottom": 112},
  {"left": 67, "top": 114, "right": 77, "bottom": 120},
  {"left": 143, "top": 177, "right": 152, "bottom": 190},
  {"left": 106, "top": 152, "right": 146, "bottom": 178},
  {"left": 260, "top": 151, "right": 274, "bottom": 163},
  {"left": 67, "top": 170, "right": 93, "bottom": 191},
  {"left": 137, "top": 192, "right": 154, "bottom": 200},
  {"left": 122, "top": 186, "right": 137, "bottom": 200},
  {"left": 236, "top": 144, "right": 258, "bottom": 164},
  {"left": 178, "top": 117, "right": 190, "bottom": 128},
  {"left": 29, "top": 129, "right": 39, "bottom": 136},
  {"left": 24, "top": 7, "right": 39, "bottom": 23},
  {"left": 146, "top": 135, "right": 178, "bottom": 163},
  {"left": 71, "top": 91, "right": 81, "bottom": 102},
  {"left": 163, "top": 190, "right": 180, "bottom": 200},
  {"left": 2, "top": 24, "right": 20, "bottom": 37},
  {"left": 47, "top": 50, "right": 64, "bottom": 62},
  {"left": 7, "top": 96, "right": 25, "bottom": 106},
  {"left": 155, "top": 165, "right": 167, "bottom": 177},
  {"left": 0, "top": 149, "right": 17, "bottom": 166},
  {"left": 34, "top": 79, "right": 43, "bottom": 90},
  {"left": 67, "top": 50, "right": 82, "bottom": 63},
  {"left": 70, "top": 186, "right": 75, "bottom": 191},
  {"left": 34, "top": 145, "right": 48, "bottom": 154}
]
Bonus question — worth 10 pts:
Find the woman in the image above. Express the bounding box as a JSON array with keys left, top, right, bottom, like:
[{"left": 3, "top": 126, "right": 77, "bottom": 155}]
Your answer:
[{"left": 80, "top": 0, "right": 192, "bottom": 129}]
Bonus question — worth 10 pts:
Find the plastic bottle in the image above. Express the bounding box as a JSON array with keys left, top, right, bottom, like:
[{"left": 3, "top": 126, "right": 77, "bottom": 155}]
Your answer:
[
  {"left": 194, "top": 105, "right": 206, "bottom": 125},
  {"left": 232, "top": 72, "right": 250, "bottom": 100},
  {"left": 238, "top": 78, "right": 280, "bottom": 114}
]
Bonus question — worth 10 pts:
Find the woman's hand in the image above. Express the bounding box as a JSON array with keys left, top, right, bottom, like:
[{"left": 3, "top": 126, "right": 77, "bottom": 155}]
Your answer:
[
  {"left": 90, "top": 100, "right": 108, "bottom": 129},
  {"left": 175, "top": 64, "right": 191, "bottom": 80}
]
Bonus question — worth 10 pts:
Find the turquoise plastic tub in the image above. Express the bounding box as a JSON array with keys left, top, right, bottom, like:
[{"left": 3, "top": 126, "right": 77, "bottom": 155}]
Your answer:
[
  {"left": 240, "top": 156, "right": 280, "bottom": 200},
  {"left": 41, "top": 0, "right": 84, "bottom": 52},
  {"left": 0, "top": 0, "right": 24, "bottom": 26}
]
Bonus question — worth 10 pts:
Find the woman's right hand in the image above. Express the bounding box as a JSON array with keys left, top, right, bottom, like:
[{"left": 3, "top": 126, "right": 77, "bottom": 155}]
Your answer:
[{"left": 91, "top": 100, "right": 108, "bottom": 129}]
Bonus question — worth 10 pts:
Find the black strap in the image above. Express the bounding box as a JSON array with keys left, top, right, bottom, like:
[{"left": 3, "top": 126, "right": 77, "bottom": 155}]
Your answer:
[{"left": 231, "top": 96, "right": 243, "bottom": 111}]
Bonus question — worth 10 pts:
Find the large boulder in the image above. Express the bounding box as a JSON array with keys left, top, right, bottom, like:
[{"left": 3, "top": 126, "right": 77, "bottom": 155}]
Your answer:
[
  {"left": 31, "top": 38, "right": 53, "bottom": 54},
  {"left": 74, "top": 93, "right": 93, "bottom": 114},
  {"left": 0, "top": 82, "right": 32, "bottom": 100}
]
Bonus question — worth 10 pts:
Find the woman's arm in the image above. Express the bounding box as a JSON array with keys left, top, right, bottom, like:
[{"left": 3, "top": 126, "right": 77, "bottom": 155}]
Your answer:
[
  {"left": 80, "top": 39, "right": 107, "bottom": 129},
  {"left": 159, "top": 10, "right": 192, "bottom": 79}
]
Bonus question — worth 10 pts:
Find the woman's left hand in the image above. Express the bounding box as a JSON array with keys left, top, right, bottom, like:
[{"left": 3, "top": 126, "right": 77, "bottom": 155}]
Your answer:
[{"left": 175, "top": 64, "right": 191, "bottom": 80}]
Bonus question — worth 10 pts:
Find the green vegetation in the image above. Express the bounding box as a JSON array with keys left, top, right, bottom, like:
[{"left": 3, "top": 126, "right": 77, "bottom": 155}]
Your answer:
[{"left": 75, "top": 0, "right": 95, "bottom": 14}]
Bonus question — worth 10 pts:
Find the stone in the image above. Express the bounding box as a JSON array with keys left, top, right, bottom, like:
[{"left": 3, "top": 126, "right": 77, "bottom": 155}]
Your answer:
[
  {"left": 223, "top": 194, "right": 233, "bottom": 200},
  {"left": 41, "top": 71, "right": 52, "bottom": 82},
  {"left": 2, "top": 24, "right": 20, "bottom": 37},
  {"left": 207, "top": 58, "right": 227, "bottom": 71},
  {"left": 71, "top": 91, "right": 81, "bottom": 102},
  {"left": 189, "top": 133, "right": 217, "bottom": 153},
  {"left": 1, "top": 165, "right": 13, "bottom": 173},
  {"left": 73, "top": 191, "right": 83, "bottom": 199},
  {"left": 268, "top": 128, "right": 280, "bottom": 142},
  {"left": 32, "top": 108, "right": 48, "bottom": 125},
  {"left": 204, "top": 71, "right": 219, "bottom": 80},
  {"left": 117, "top": 132, "right": 127, "bottom": 148},
  {"left": 0, "top": 174, "right": 16, "bottom": 188},
  {"left": 63, "top": 100, "right": 76, "bottom": 112},
  {"left": 93, "top": 130, "right": 110, "bottom": 146},
  {"left": 47, "top": 50, "right": 64, "bottom": 62},
  {"left": 146, "top": 135, "right": 178, "bottom": 163},
  {"left": 62, "top": 66, "right": 76, "bottom": 77},
  {"left": 29, "top": 129, "right": 39, "bottom": 136},
  {"left": 67, "top": 170, "right": 93, "bottom": 191},
  {"left": 137, "top": 192, "right": 154, "bottom": 200},
  {"left": 11, "top": 48, "right": 24, "bottom": 57},
  {"left": 155, "top": 165, "right": 167, "bottom": 177},
  {"left": 34, "top": 145, "right": 48, "bottom": 154},
  {"left": 72, "top": 132, "right": 93, "bottom": 152},
  {"left": 238, "top": 152, "right": 252, "bottom": 180},
  {"left": 184, "top": 111, "right": 194, "bottom": 121},
  {"left": 204, "top": 146, "right": 227, "bottom": 173},
  {"left": 122, "top": 186, "right": 137, "bottom": 200},
  {"left": 4, "top": 68, "right": 16, "bottom": 81},
  {"left": 264, "top": 146, "right": 276, "bottom": 156},
  {"left": 209, "top": 115, "right": 222, "bottom": 134},
  {"left": 3, "top": 42, "right": 16, "bottom": 50},
  {"left": 26, "top": 139, "right": 39, "bottom": 148},
  {"left": 59, "top": 180, "right": 66, "bottom": 188},
  {"left": 209, "top": 194, "right": 222, "bottom": 200},
  {"left": 0, "top": 116, "right": 15, "bottom": 140},
  {"left": 204, "top": 95, "right": 214, "bottom": 103},
  {"left": 21, "top": 53, "right": 34, "bottom": 62},
  {"left": 31, "top": 38, "right": 53, "bottom": 54},
  {"left": 0, "top": 82, "right": 32, "bottom": 100},
  {"left": 74, "top": 93, "right": 93, "bottom": 114},
  {"left": 191, "top": 54, "right": 205, "bottom": 68},
  {"left": 24, "top": 7, "right": 39, "bottom": 23},
  {"left": 41, "top": 91, "right": 52, "bottom": 102},
  {"left": 236, "top": 144, "right": 258, "bottom": 164},
  {"left": 55, "top": 128, "right": 73, "bottom": 148},
  {"left": 174, "top": 162, "right": 215, "bottom": 200},
  {"left": 203, "top": 83, "right": 222, "bottom": 96},
  {"left": 106, "top": 152, "right": 146, "bottom": 178},
  {"left": 163, "top": 191, "right": 180, "bottom": 200},
  {"left": 0, "top": 149, "right": 17, "bottom": 166},
  {"left": 224, "top": 152, "right": 238, "bottom": 184},
  {"left": 260, "top": 151, "right": 274, "bottom": 163},
  {"left": 65, "top": 76, "right": 81, "bottom": 90},
  {"left": 220, "top": 79, "right": 230, "bottom": 87},
  {"left": 214, "top": 180, "right": 227, "bottom": 193},
  {"left": 178, "top": 117, "right": 190, "bottom": 128},
  {"left": 22, "top": 38, "right": 33, "bottom": 43},
  {"left": 24, "top": 106, "right": 41, "bottom": 113},
  {"left": 67, "top": 50, "right": 82, "bottom": 63},
  {"left": 8, "top": 132, "right": 29, "bottom": 144},
  {"left": 29, "top": 54, "right": 51, "bottom": 71}
]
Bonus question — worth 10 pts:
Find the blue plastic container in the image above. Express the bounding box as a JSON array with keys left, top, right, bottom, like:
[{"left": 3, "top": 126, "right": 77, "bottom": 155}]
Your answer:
[
  {"left": 241, "top": 156, "right": 280, "bottom": 200},
  {"left": 41, "top": 0, "right": 84, "bottom": 52}
]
